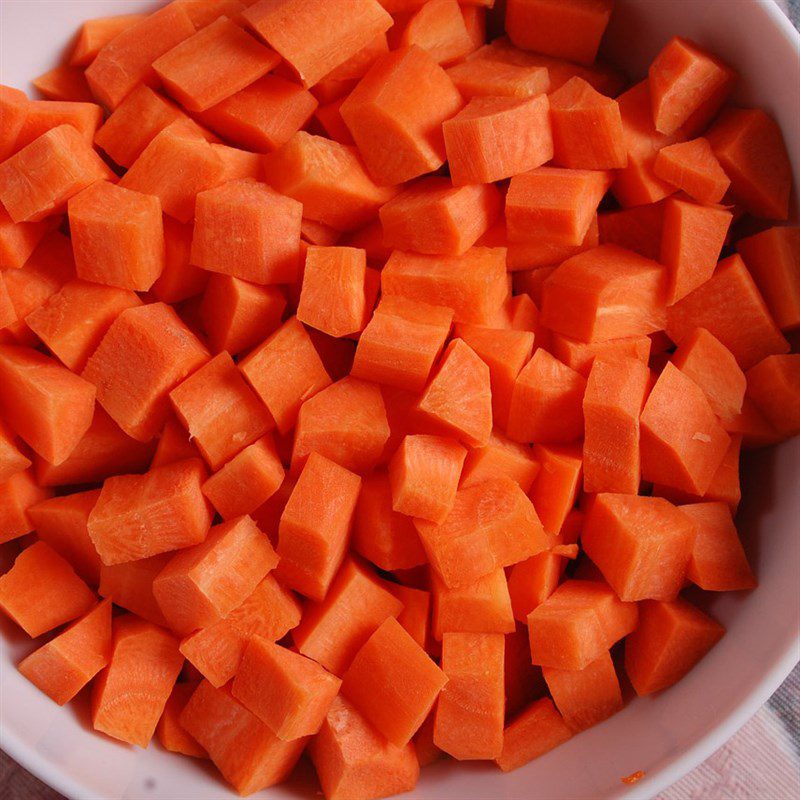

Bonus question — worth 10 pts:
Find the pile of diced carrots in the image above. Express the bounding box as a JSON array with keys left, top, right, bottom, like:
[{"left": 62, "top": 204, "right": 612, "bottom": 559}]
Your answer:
[{"left": 1, "top": 0, "right": 798, "bottom": 797}]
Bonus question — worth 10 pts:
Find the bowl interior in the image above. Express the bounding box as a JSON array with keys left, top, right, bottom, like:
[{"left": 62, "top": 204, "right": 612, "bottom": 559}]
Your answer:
[{"left": 0, "top": 1, "right": 798, "bottom": 799}]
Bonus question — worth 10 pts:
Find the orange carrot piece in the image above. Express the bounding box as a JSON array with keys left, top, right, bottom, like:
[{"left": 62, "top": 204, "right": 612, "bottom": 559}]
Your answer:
[
  {"left": 88, "top": 459, "right": 212, "bottom": 565},
  {"left": 551, "top": 333, "right": 651, "bottom": 378},
  {"left": 387, "top": 581, "right": 430, "bottom": 649},
  {"left": 85, "top": 4, "right": 196, "bottom": 109},
  {"left": 549, "top": 77, "right": 627, "bottom": 170},
  {"left": 0, "top": 422, "right": 31, "bottom": 483},
  {"left": 292, "top": 377, "right": 390, "bottom": 474},
  {"left": 583, "top": 356, "right": 650, "bottom": 494},
  {"left": 353, "top": 472, "right": 427, "bottom": 571},
  {"left": 496, "top": 697, "right": 572, "bottom": 772},
  {"left": 0, "top": 541, "right": 95, "bottom": 637},
  {"left": 598, "top": 202, "right": 664, "bottom": 261},
  {"left": 543, "top": 651, "right": 623, "bottom": 732},
  {"left": 310, "top": 695, "right": 420, "bottom": 800},
  {"left": 341, "top": 617, "right": 447, "bottom": 747},
  {"left": 0, "top": 84, "right": 28, "bottom": 161},
  {"left": 157, "top": 681, "right": 207, "bottom": 758},
  {"left": 434, "top": 632, "right": 504, "bottom": 760},
  {"left": 504, "top": 623, "right": 547, "bottom": 719},
  {"left": 654, "top": 138, "right": 731, "bottom": 205},
  {"left": 153, "top": 516, "right": 278, "bottom": 635},
  {"left": 582, "top": 493, "right": 696, "bottom": 602},
  {"left": 415, "top": 477, "right": 547, "bottom": 588},
  {"left": 32, "top": 66, "right": 93, "bottom": 103},
  {"left": 340, "top": 45, "right": 463, "bottom": 185},
  {"left": 314, "top": 97, "right": 355, "bottom": 145},
  {"left": 0, "top": 345, "right": 95, "bottom": 465},
  {"left": 443, "top": 94, "right": 553, "bottom": 185},
  {"left": 707, "top": 108, "right": 792, "bottom": 220},
  {"left": 265, "top": 132, "right": 396, "bottom": 231},
  {"left": 0, "top": 469, "right": 50, "bottom": 544},
  {"left": 506, "top": 167, "right": 609, "bottom": 246},
  {"left": 0, "top": 125, "right": 112, "bottom": 223},
  {"left": 400, "top": 0, "right": 476, "bottom": 65},
  {"left": 152, "top": 415, "right": 202, "bottom": 470},
  {"left": 625, "top": 598, "right": 725, "bottom": 695},
  {"left": 541, "top": 244, "right": 667, "bottom": 343},
  {"left": 69, "top": 13, "right": 147, "bottom": 66},
  {"left": 461, "top": 431, "right": 538, "bottom": 494},
  {"left": 98, "top": 554, "right": 171, "bottom": 628},
  {"left": 276, "top": 452, "right": 361, "bottom": 600},
  {"left": 18, "top": 599, "right": 111, "bottom": 705},
  {"left": 13, "top": 100, "right": 103, "bottom": 151},
  {"left": 151, "top": 217, "right": 209, "bottom": 305},
  {"left": 0, "top": 207, "right": 58, "bottom": 271},
  {"left": 432, "top": 568, "right": 514, "bottom": 640},
  {"left": 737, "top": 226, "right": 800, "bottom": 332},
  {"left": 505, "top": 0, "right": 613, "bottom": 66},
  {"left": 746, "top": 354, "right": 800, "bottom": 438},
  {"left": 446, "top": 56, "right": 550, "bottom": 100},
  {"left": 180, "top": 574, "right": 302, "bottom": 687},
  {"left": 27, "top": 490, "right": 102, "bottom": 585},
  {"left": 507, "top": 551, "right": 564, "bottom": 623}
]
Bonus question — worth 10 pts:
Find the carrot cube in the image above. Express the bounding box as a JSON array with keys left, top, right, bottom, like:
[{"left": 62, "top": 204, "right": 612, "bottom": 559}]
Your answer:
[
  {"left": 507, "top": 551, "right": 564, "bottom": 622},
  {"left": 83, "top": 303, "right": 209, "bottom": 442},
  {"left": 292, "top": 377, "right": 389, "bottom": 474},
  {"left": 29, "top": 65, "right": 95, "bottom": 102},
  {"left": 0, "top": 425, "right": 31, "bottom": 484},
  {"left": 496, "top": 697, "right": 573, "bottom": 772},
  {"left": 0, "top": 125, "right": 112, "bottom": 223},
  {"left": 583, "top": 356, "right": 650, "bottom": 494},
  {"left": 434, "top": 632, "right": 505, "bottom": 760},
  {"left": 353, "top": 472, "right": 427, "bottom": 571},
  {"left": 0, "top": 345, "right": 95, "bottom": 466},
  {"left": 85, "top": 3, "right": 196, "bottom": 109},
  {"left": 443, "top": 94, "right": 553, "bottom": 185},
  {"left": 737, "top": 226, "right": 800, "bottom": 332},
  {"left": 13, "top": 99, "right": 103, "bottom": 152},
  {"left": 69, "top": 13, "right": 147, "bottom": 67},
  {"left": 0, "top": 541, "right": 95, "bottom": 637},
  {"left": 507, "top": 349, "right": 586, "bottom": 445},
  {"left": 98, "top": 554, "right": 171, "bottom": 628},
  {"left": 88, "top": 458, "right": 212, "bottom": 565},
  {"left": 150, "top": 217, "right": 209, "bottom": 305},
  {"left": 506, "top": 0, "right": 613, "bottom": 66},
  {"left": 625, "top": 598, "right": 725, "bottom": 695},
  {"left": 233, "top": 636, "right": 341, "bottom": 740},
  {"left": 310, "top": 694, "right": 420, "bottom": 800},
  {"left": 27, "top": 490, "right": 102, "bottom": 585},
  {"left": 746, "top": 354, "right": 800, "bottom": 438},
  {"left": 18, "top": 599, "right": 111, "bottom": 705},
  {"left": 446, "top": 56, "right": 550, "bottom": 100},
  {"left": 598, "top": 202, "right": 664, "bottom": 261},
  {"left": 181, "top": 680, "right": 307, "bottom": 794},
  {"left": 551, "top": 332, "right": 651, "bottom": 378},
  {"left": 340, "top": 45, "right": 464, "bottom": 185},
  {"left": 179, "top": 575, "right": 301, "bottom": 688},
  {"left": 415, "top": 477, "right": 547, "bottom": 588},
  {"left": 156, "top": 681, "right": 207, "bottom": 758},
  {"left": 342, "top": 617, "right": 447, "bottom": 747},
  {"left": 0, "top": 84, "right": 29, "bottom": 161},
  {"left": 549, "top": 76, "right": 627, "bottom": 170},
  {"left": 0, "top": 207, "right": 58, "bottom": 270},
  {"left": 461, "top": 430, "right": 540, "bottom": 492},
  {"left": 400, "top": 0, "right": 476, "bottom": 65},
  {"left": 582, "top": 493, "right": 697, "bottom": 602},
  {"left": 506, "top": 167, "right": 609, "bottom": 246},
  {"left": 543, "top": 650, "right": 623, "bottom": 732},
  {"left": 654, "top": 138, "right": 731, "bottom": 205},
  {"left": 244, "top": 0, "right": 391, "bottom": 87}
]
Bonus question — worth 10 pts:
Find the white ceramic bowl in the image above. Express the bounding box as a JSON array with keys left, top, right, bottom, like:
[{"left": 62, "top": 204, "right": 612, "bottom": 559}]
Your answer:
[{"left": 1, "top": 1, "right": 799, "bottom": 798}]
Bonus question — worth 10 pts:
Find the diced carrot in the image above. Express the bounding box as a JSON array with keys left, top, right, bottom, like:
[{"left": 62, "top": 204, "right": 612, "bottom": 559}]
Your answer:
[
  {"left": 150, "top": 217, "right": 209, "bottom": 305},
  {"left": 340, "top": 45, "right": 464, "bottom": 185},
  {"left": 13, "top": 100, "right": 103, "bottom": 151},
  {"left": 505, "top": 0, "right": 613, "bottom": 66},
  {"left": 176, "top": 0, "right": 249, "bottom": 28},
  {"left": 551, "top": 333, "right": 651, "bottom": 379},
  {"left": 444, "top": 94, "right": 553, "bottom": 185},
  {"left": 541, "top": 245, "right": 667, "bottom": 343},
  {"left": 415, "top": 477, "right": 546, "bottom": 588},
  {"left": 496, "top": 697, "right": 572, "bottom": 772},
  {"left": 265, "top": 132, "right": 396, "bottom": 231},
  {"left": 0, "top": 422, "right": 31, "bottom": 483},
  {"left": 400, "top": 0, "right": 476, "bottom": 65},
  {"left": 0, "top": 541, "right": 95, "bottom": 637},
  {"left": 157, "top": 681, "right": 207, "bottom": 758},
  {"left": 292, "top": 377, "right": 389, "bottom": 474},
  {"left": 667, "top": 433, "right": 741, "bottom": 512},
  {"left": 98, "top": 554, "right": 170, "bottom": 627},
  {"left": 432, "top": 568, "right": 514, "bottom": 640},
  {"left": 32, "top": 65, "right": 93, "bottom": 103},
  {"left": 27, "top": 490, "right": 102, "bottom": 585},
  {"left": 35, "top": 406, "right": 155, "bottom": 488},
  {"left": 0, "top": 469, "right": 50, "bottom": 544},
  {"left": 353, "top": 472, "right": 428, "bottom": 571},
  {"left": 69, "top": 13, "right": 147, "bottom": 66},
  {"left": 549, "top": 77, "right": 626, "bottom": 170},
  {"left": 528, "top": 443, "right": 583, "bottom": 544},
  {"left": 583, "top": 356, "right": 649, "bottom": 494},
  {"left": 598, "top": 202, "right": 664, "bottom": 261},
  {"left": 0, "top": 208, "right": 58, "bottom": 271},
  {"left": 504, "top": 623, "right": 547, "bottom": 720},
  {"left": 582, "top": 493, "right": 696, "bottom": 602},
  {"left": 507, "top": 551, "right": 564, "bottom": 623},
  {"left": 341, "top": 617, "right": 447, "bottom": 747},
  {"left": 746, "top": 354, "right": 800, "bottom": 438},
  {"left": 0, "top": 345, "right": 95, "bottom": 465},
  {"left": 543, "top": 650, "right": 623, "bottom": 732},
  {"left": 498, "top": 293, "right": 540, "bottom": 333},
  {"left": 528, "top": 579, "right": 638, "bottom": 671},
  {"left": 461, "top": 430, "right": 540, "bottom": 493},
  {"left": 0, "top": 125, "right": 112, "bottom": 224},
  {"left": 85, "top": 3, "right": 196, "bottom": 109},
  {"left": 310, "top": 695, "right": 420, "bottom": 800},
  {"left": 314, "top": 97, "right": 355, "bottom": 145},
  {"left": 322, "top": 31, "right": 391, "bottom": 83},
  {"left": 88, "top": 458, "right": 212, "bottom": 565},
  {"left": 387, "top": 581, "right": 431, "bottom": 649},
  {"left": 244, "top": 0, "right": 391, "bottom": 87},
  {"left": 152, "top": 415, "right": 202, "bottom": 470},
  {"left": 0, "top": 84, "right": 28, "bottom": 161},
  {"left": 706, "top": 108, "right": 792, "bottom": 220},
  {"left": 506, "top": 167, "right": 609, "bottom": 246},
  {"left": 446, "top": 56, "right": 550, "bottom": 100},
  {"left": 180, "top": 574, "right": 302, "bottom": 687},
  {"left": 654, "top": 138, "right": 731, "bottom": 205},
  {"left": 737, "top": 226, "right": 800, "bottom": 332},
  {"left": 625, "top": 598, "right": 725, "bottom": 695}
]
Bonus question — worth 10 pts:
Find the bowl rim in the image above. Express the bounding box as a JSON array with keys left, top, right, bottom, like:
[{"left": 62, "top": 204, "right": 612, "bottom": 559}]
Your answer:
[{"left": 1, "top": 2, "right": 799, "bottom": 799}]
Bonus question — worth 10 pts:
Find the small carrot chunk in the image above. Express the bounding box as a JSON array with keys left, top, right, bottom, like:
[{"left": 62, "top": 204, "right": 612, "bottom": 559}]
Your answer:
[
  {"left": 654, "top": 138, "right": 731, "bottom": 205},
  {"left": 746, "top": 354, "right": 800, "bottom": 438},
  {"left": 496, "top": 698, "right": 572, "bottom": 772}
]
